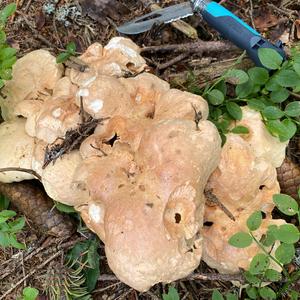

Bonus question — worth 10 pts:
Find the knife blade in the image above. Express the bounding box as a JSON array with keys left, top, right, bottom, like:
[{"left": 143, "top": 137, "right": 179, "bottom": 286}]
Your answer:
[{"left": 117, "top": 2, "right": 194, "bottom": 35}]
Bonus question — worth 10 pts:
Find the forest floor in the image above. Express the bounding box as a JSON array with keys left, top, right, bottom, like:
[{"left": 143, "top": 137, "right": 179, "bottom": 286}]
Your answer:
[{"left": 0, "top": 0, "right": 299, "bottom": 299}]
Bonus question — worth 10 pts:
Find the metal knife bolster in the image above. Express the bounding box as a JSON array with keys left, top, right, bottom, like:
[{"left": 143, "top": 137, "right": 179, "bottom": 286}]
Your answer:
[{"left": 191, "top": 0, "right": 209, "bottom": 13}]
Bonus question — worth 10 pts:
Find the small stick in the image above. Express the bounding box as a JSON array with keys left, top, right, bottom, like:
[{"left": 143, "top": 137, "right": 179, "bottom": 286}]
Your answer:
[
  {"left": 157, "top": 53, "right": 190, "bottom": 70},
  {"left": 0, "top": 168, "right": 41, "bottom": 181},
  {"left": 186, "top": 272, "right": 245, "bottom": 283},
  {"left": 98, "top": 274, "right": 119, "bottom": 281},
  {"left": 142, "top": 40, "right": 237, "bottom": 54},
  {"left": 204, "top": 188, "right": 236, "bottom": 221}
]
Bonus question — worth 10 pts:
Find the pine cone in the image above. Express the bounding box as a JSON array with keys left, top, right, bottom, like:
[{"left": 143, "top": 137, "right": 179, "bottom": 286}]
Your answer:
[{"left": 277, "top": 157, "right": 300, "bottom": 200}]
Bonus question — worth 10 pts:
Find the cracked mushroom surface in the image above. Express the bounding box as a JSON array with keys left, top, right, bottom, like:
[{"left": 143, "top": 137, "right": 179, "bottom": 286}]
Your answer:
[
  {"left": 202, "top": 107, "right": 288, "bottom": 274},
  {"left": 0, "top": 38, "right": 222, "bottom": 292}
]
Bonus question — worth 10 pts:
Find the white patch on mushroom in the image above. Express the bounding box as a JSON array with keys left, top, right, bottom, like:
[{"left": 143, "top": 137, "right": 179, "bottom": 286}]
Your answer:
[
  {"left": 89, "top": 203, "right": 103, "bottom": 224},
  {"left": 77, "top": 88, "right": 89, "bottom": 98},
  {"left": 52, "top": 108, "right": 62, "bottom": 118},
  {"left": 105, "top": 38, "right": 138, "bottom": 59},
  {"left": 135, "top": 94, "right": 142, "bottom": 103},
  {"left": 107, "top": 62, "right": 122, "bottom": 73},
  {"left": 82, "top": 76, "right": 97, "bottom": 88},
  {"left": 88, "top": 99, "right": 104, "bottom": 113}
]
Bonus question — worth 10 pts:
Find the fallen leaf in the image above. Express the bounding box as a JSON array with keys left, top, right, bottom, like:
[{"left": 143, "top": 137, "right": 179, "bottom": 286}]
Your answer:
[
  {"left": 79, "top": 0, "right": 129, "bottom": 25},
  {"left": 295, "top": 19, "right": 300, "bottom": 39},
  {"left": 254, "top": 9, "right": 279, "bottom": 30}
]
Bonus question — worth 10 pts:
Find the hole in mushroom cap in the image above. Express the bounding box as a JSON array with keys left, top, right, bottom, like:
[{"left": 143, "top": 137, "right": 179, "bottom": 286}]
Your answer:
[
  {"left": 174, "top": 213, "right": 181, "bottom": 224},
  {"left": 261, "top": 211, "right": 267, "bottom": 219},
  {"left": 103, "top": 133, "right": 119, "bottom": 147},
  {"left": 259, "top": 185, "right": 266, "bottom": 190},
  {"left": 203, "top": 221, "right": 214, "bottom": 227}
]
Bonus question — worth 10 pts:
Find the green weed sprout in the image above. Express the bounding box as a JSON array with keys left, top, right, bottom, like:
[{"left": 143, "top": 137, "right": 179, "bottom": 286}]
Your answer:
[
  {"left": 0, "top": 209, "right": 25, "bottom": 249},
  {"left": 219, "top": 191, "right": 300, "bottom": 299},
  {"left": 187, "top": 47, "right": 300, "bottom": 145},
  {"left": 56, "top": 41, "right": 76, "bottom": 64},
  {"left": 0, "top": 3, "right": 17, "bottom": 89}
]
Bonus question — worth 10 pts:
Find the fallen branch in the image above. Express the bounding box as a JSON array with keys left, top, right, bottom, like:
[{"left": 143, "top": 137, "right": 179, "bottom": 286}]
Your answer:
[
  {"left": 186, "top": 272, "right": 245, "bottom": 283},
  {"left": 141, "top": 40, "right": 238, "bottom": 54},
  {"left": 0, "top": 168, "right": 41, "bottom": 181}
]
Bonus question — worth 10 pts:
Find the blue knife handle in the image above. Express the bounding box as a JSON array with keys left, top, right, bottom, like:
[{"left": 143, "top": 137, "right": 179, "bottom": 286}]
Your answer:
[{"left": 201, "top": 1, "right": 286, "bottom": 67}]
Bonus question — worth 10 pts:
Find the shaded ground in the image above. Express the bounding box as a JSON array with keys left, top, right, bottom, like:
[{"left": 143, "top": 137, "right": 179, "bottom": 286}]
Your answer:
[{"left": 0, "top": 0, "right": 300, "bottom": 299}]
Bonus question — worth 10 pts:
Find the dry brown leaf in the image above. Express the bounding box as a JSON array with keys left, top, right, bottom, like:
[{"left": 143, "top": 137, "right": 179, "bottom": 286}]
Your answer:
[
  {"left": 79, "top": 0, "right": 129, "bottom": 25},
  {"left": 254, "top": 9, "right": 279, "bottom": 30},
  {"left": 295, "top": 19, "right": 300, "bottom": 39}
]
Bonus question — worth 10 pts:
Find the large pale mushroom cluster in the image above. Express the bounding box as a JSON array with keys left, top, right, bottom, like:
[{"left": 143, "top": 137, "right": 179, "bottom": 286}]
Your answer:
[{"left": 0, "top": 37, "right": 288, "bottom": 291}]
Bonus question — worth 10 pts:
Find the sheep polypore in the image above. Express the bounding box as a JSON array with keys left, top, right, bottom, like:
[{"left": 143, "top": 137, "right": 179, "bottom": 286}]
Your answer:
[
  {"left": 0, "top": 50, "right": 63, "bottom": 120},
  {"left": 76, "top": 119, "right": 221, "bottom": 291},
  {"left": 202, "top": 107, "right": 288, "bottom": 274},
  {"left": 203, "top": 218, "right": 285, "bottom": 273},
  {"left": 69, "top": 37, "right": 147, "bottom": 85},
  {"left": 0, "top": 119, "right": 36, "bottom": 182},
  {"left": 236, "top": 107, "right": 288, "bottom": 168}
]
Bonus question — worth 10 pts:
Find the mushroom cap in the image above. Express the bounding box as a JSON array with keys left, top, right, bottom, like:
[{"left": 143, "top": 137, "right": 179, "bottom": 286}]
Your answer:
[
  {"left": 75, "top": 75, "right": 134, "bottom": 119},
  {"left": 203, "top": 218, "right": 285, "bottom": 273},
  {"left": 202, "top": 132, "right": 283, "bottom": 274},
  {"left": 120, "top": 73, "right": 170, "bottom": 119},
  {"left": 69, "top": 38, "right": 147, "bottom": 86},
  {"left": 78, "top": 119, "right": 221, "bottom": 291},
  {"left": 32, "top": 141, "right": 85, "bottom": 206},
  {"left": 155, "top": 89, "right": 209, "bottom": 121},
  {"left": 0, "top": 119, "right": 36, "bottom": 182},
  {"left": 205, "top": 134, "right": 279, "bottom": 217},
  {"left": 1, "top": 50, "right": 63, "bottom": 120},
  {"left": 235, "top": 107, "right": 288, "bottom": 168}
]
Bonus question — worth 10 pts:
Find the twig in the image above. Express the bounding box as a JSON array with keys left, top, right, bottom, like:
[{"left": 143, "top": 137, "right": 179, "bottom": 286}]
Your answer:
[
  {"left": 186, "top": 272, "right": 245, "bottom": 283},
  {"left": 98, "top": 274, "right": 119, "bottom": 281},
  {"left": 267, "top": 3, "right": 297, "bottom": 18},
  {"left": 93, "top": 282, "right": 123, "bottom": 293},
  {"left": 248, "top": 0, "right": 256, "bottom": 30},
  {"left": 0, "top": 250, "right": 63, "bottom": 299},
  {"left": 204, "top": 188, "right": 236, "bottom": 221},
  {"left": 142, "top": 40, "right": 238, "bottom": 54},
  {"left": 0, "top": 168, "right": 41, "bottom": 181},
  {"left": 290, "top": 91, "right": 300, "bottom": 100},
  {"left": 157, "top": 53, "right": 190, "bottom": 70}
]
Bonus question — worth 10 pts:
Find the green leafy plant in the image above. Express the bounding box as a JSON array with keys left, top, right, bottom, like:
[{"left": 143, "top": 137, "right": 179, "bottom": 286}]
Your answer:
[
  {"left": 44, "top": 239, "right": 100, "bottom": 299},
  {"left": 162, "top": 286, "right": 180, "bottom": 300},
  {"left": 187, "top": 47, "right": 300, "bottom": 145},
  {"left": 56, "top": 41, "right": 76, "bottom": 64},
  {"left": 226, "top": 191, "right": 300, "bottom": 299},
  {"left": 18, "top": 287, "right": 39, "bottom": 300},
  {"left": 0, "top": 194, "right": 9, "bottom": 210},
  {"left": 67, "top": 238, "right": 100, "bottom": 292},
  {"left": 54, "top": 201, "right": 76, "bottom": 214},
  {"left": 0, "top": 209, "right": 25, "bottom": 249},
  {"left": 0, "top": 3, "right": 17, "bottom": 89}
]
